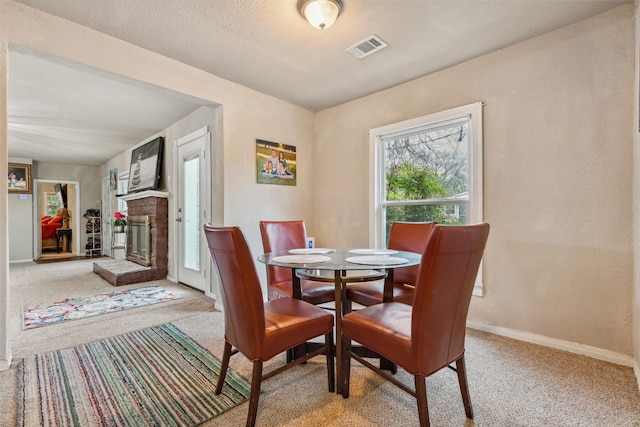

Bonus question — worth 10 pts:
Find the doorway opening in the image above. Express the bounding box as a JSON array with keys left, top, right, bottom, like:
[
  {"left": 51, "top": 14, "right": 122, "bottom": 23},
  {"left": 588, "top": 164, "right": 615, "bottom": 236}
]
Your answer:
[{"left": 33, "top": 179, "right": 81, "bottom": 261}]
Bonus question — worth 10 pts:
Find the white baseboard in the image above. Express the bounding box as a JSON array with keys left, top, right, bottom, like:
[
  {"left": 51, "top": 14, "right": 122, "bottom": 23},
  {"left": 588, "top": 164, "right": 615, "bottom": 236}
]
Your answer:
[
  {"left": 634, "top": 361, "right": 640, "bottom": 394},
  {"left": 10, "top": 259, "right": 33, "bottom": 264},
  {"left": 0, "top": 354, "right": 12, "bottom": 371},
  {"left": 466, "top": 321, "right": 635, "bottom": 367},
  {"left": 472, "top": 284, "right": 483, "bottom": 297}
]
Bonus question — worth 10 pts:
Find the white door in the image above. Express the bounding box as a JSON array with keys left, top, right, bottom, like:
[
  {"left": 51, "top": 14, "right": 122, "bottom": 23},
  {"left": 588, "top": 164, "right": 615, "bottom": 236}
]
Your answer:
[
  {"left": 102, "top": 177, "right": 111, "bottom": 257},
  {"left": 176, "top": 129, "right": 210, "bottom": 291}
]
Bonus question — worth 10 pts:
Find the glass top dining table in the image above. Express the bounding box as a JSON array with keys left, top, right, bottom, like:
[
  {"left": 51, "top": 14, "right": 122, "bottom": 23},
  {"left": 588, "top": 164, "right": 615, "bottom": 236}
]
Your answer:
[
  {"left": 257, "top": 248, "right": 421, "bottom": 271},
  {"left": 257, "top": 247, "right": 422, "bottom": 396}
]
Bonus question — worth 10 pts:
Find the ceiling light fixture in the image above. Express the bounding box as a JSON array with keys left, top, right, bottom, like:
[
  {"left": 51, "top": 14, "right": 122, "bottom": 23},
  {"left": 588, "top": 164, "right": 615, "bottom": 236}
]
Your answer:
[{"left": 298, "top": 0, "right": 343, "bottom": 30}]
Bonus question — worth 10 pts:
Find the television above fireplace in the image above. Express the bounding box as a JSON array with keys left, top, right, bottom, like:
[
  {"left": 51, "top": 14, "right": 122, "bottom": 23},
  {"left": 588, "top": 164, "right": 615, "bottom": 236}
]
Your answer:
[{"left": 127, "top": 136, "right": 164, "bottom": 193}]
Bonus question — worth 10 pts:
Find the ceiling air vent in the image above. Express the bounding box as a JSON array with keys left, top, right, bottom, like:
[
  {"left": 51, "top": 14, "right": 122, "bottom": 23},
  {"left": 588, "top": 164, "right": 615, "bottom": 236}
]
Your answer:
[{"left": 346, "top": 35, "right": 388, "bottom": 59}]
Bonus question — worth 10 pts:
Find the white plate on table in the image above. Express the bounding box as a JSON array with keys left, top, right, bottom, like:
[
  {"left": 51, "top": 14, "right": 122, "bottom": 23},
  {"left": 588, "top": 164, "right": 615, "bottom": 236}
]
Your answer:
[
  {"left": 349, "top": 249, "right": 399, "bottom": 255},
  {"left": 346, "top": 255, "right": 409, "bottom": 265},
  {"left": 272, "top": 255, "right": 331, "bottom": 264},
  {"left": 288, "top": 248, "right": 335, "bottom": 254}
]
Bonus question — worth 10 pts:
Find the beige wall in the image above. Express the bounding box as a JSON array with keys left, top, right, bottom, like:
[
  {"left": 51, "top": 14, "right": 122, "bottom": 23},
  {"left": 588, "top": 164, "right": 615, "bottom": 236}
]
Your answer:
[{"left": 315, "top": 6, "right": 635, "bottom": 357}]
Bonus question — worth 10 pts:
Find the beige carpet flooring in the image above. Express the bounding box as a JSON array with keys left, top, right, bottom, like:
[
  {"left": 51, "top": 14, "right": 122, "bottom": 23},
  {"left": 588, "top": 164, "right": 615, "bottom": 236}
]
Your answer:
[{"left": 2, "top": 259, "right": 639, "bottom": 426}]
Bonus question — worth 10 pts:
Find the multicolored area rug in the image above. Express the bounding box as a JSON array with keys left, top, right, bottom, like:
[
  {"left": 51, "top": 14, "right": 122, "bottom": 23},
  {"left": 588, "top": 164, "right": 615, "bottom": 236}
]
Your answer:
[
  {"left": 17, "top": 323, "right": 250, "bottom": 427},
  {"left": 22, "top": 286, "right": 181, "bottom": 330}
]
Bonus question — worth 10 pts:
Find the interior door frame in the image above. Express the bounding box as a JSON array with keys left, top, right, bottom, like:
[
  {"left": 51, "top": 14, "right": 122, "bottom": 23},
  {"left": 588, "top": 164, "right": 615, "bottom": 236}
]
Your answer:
[
  {"left": 32, "top": 179, "right": 81, "bottom": 259},
  {"left": 172, "top": 126, "right": 212, "bottom": 295},
  {"left": 101, "top": 176, "right": 111, "bottom": 257}
]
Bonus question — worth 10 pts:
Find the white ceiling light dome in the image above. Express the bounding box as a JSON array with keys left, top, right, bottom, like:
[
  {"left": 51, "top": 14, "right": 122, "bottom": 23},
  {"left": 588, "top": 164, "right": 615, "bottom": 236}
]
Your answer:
[{"left": 298, "top": 0, "right": 344, "bottom": 30}]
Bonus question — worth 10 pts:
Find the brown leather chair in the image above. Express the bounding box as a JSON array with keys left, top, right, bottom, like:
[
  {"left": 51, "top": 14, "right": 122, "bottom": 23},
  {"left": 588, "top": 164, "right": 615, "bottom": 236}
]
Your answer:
[
  {"left": 348, "top": 221, "right": 435, "bottom": 306},
  {"left": 204, "top": 225, "right": 335, "bottom": 427},
  {"left": 259, "top": 220, "right": 336, "bottom": 305},
  {"left": 341, "top": 223, "right": 490, "bottom": 427}
]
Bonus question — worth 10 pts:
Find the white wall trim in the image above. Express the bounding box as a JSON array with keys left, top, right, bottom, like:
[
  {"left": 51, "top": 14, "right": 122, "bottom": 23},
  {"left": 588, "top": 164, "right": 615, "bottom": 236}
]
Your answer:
[
  {"left": 0, "top": 354, "right": 12, "bottom": 371},
  {"left": 9, "top": 259, "right": 34, "bottom": 264},
  {"left": 467, "top": 321, "right": 635, "bottom": 367},
  {"left": 472, "top": 284, "right": 483, "bottom": 297},
  {"left": 634, "top": 362, "right": 640, "bottom": 394}
]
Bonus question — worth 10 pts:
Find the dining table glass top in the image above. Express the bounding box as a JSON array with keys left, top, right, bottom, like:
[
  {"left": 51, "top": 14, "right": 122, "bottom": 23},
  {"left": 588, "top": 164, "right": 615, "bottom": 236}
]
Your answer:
[{"left": 257, "top": 248, "right": 421, "bottom": 270}]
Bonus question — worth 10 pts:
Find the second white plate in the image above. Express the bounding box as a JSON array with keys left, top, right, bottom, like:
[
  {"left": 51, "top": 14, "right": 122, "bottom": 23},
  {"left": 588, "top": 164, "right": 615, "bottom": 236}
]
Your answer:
[
  {"left": 345, "top": 255, "right": 409, "bottom": 266},
  {"left": 272, "top": 255, "right": 331, "bottom": 264},
  {"left": 288, "top": 248, "right": 335, "bottom": 254},
  {"left": 349, "top": 248, "right": 399, "bottom": 255}
]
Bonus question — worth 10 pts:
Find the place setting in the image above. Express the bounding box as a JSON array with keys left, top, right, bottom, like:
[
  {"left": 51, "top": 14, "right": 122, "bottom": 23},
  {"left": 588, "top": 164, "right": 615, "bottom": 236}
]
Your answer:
[
  {"left": 271, "top": 254, "right": 332, "bottom": 264},
  {"left": 288, "top": 248, "right": 335, "bottom": 254},
  {"left": 346, "top": 248, "right": 408, "bottom": 266}
]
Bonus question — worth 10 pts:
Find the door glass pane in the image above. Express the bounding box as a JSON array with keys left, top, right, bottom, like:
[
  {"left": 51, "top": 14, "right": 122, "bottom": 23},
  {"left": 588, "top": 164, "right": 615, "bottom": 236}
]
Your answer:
[{"left": 183, "top": 152, "right": 200, "bottom": 271}]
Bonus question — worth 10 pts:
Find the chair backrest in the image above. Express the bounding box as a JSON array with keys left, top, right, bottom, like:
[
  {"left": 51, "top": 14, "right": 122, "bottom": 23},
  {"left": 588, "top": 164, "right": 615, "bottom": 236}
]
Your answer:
[
  {"left": 204, "top": 225, "right": 266, "bottom": 359},
  {"left": 411, "top": 223, "right": 489, "bottom": 374},
  {"left": 387, "top": 221, "right": 436, "bottom": 287},
  {"left": 259, "top": 220, "right": 308, "bottom": 287}
]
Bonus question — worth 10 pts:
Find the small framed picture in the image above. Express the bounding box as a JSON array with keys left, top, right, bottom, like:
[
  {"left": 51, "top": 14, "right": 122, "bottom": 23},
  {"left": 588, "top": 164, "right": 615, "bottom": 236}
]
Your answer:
[
  {"left": 109, "top": 168, "right": 118, "bottom": 191},
  {"left": 8, "top": 163, "right": 31, "bottom": 194},
  {"left": 256, "top": 139, "right": 297, "bottom": 186}
]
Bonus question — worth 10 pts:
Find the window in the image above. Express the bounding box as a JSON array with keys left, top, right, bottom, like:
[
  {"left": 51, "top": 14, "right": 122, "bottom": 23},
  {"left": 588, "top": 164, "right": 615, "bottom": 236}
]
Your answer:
[
  {"left": 117, "top": 174, "right": 129, "bottom": 215},
  {"left": 44, "top": 192, "right": 60, "bottom": 216},
  {"left": 369, "top": 102, "right": 484, "bottom": 294}
]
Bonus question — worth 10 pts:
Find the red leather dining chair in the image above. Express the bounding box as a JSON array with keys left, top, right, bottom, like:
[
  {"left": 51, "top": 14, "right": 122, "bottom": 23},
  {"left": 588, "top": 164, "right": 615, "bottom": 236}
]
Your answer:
[
  {"left": 341, "top": 223, "right": 490, "bottom": 427},
  {"left": 259, "top": 220, "right": 335, "bottom": 305},
  {"left": 204, "top": 225, "right": 335, "bottom": 427},
  {"left": 348, "top": 221, "right": 435, "bottom": 307}
]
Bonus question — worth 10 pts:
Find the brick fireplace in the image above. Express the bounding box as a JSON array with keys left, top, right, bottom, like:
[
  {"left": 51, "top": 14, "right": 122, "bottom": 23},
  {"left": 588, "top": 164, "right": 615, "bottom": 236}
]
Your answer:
[{"left": 93, "top": 190, "right": 169, "bottom": 286}]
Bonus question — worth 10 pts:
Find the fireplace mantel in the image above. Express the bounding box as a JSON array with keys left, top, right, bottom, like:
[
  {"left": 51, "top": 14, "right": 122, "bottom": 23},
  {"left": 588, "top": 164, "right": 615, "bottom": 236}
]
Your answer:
[{"left": 121, "top": 190, "right": 169, "bottom": 202}]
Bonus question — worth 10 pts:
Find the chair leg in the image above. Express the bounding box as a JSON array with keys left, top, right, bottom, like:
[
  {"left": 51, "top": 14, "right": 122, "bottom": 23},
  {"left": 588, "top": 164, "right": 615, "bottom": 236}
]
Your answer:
[
  {"left": 215, "top": 341, "right": 232, "bottom": 394},
  {"left": 324, "top": 332, "right": 335, "bottom": 392},
  {"left": 455, "top": 355, "right": 474, "bottom": 419},
  {"left": 414, "top": 375, "right": 430, "bottom": 427},
  {"left": 379, "top": 357, "right": 397, "bottom": 374},
  {"left": 246, "top": 360, "right": 264, "bottom": 427},
  {"left": 342, "top": 335, "right": 351, "bottom": 398}
]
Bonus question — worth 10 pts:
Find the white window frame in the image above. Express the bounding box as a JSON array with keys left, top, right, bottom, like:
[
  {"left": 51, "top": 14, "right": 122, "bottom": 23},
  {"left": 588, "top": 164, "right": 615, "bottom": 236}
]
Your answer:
[
  {"left": 369, "top": 102, "right": 485, "bottom": 296},
  {"left": 117, "top": 173, "right": 129, "bottom": 215}
]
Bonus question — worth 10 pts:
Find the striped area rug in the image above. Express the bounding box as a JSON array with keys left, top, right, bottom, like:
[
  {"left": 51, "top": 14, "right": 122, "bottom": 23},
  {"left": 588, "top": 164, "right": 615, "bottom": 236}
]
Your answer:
[{"left": 18, "top": 324, "right": 250, "bottom": 426}]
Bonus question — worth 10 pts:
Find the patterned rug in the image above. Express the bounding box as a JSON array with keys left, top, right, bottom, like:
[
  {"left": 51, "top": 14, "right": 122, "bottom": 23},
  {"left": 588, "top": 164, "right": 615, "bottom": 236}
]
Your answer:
[
  {"left": 22, "top": 286, "right": 181, "bottom": 330},
  {"left": 17, "top": 323, "right": 250, "bottom": 427}
]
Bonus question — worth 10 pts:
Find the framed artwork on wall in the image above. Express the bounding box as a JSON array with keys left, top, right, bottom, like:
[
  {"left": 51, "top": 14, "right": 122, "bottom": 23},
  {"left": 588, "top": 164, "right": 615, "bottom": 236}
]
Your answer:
[
  {"left": 127, "top": 137, "right": 164, "bottom": 193},
  {"left": 8, "top": 163, "right": 31, "bottom": 194},
  {"left": 109, "top": 168, "right": 118, "bottom": 191},
  {"left": 256, "top": 139, "right": 297, "bottom": 186}
]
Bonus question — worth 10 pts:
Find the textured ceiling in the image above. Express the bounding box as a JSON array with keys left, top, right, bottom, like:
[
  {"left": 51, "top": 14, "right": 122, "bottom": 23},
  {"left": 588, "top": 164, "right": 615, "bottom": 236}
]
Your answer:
[
  {"left": 8, "top": 50, "right": 211, "bottom": 166},
  {"left": 8, "top": 0, "right": 630, "bottom": 166}
]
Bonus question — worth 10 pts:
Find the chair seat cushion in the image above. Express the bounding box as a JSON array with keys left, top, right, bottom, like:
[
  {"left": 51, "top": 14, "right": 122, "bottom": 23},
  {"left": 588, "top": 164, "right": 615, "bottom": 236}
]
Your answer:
[
  {"left": 262, "top": 297, "right": 334, "bottom": 360},
  {"left": 348, "top": 280, "right": 414, "bottom": 306},
  {"left": 342, "top": 302, "right": 419, "bottom": 373},
  {"left": 269, "top": 279, "right": 336, "bottom": 305}
]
